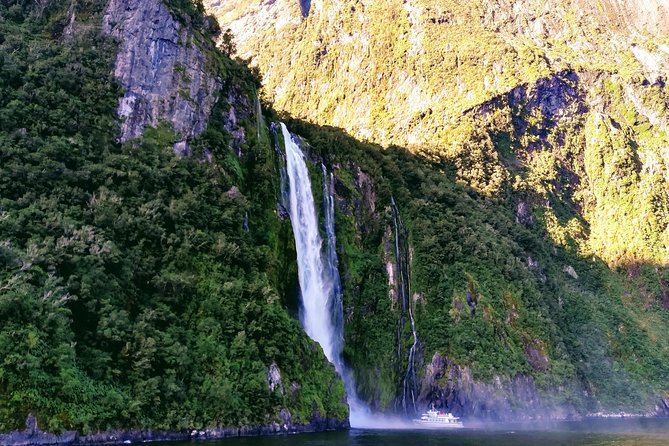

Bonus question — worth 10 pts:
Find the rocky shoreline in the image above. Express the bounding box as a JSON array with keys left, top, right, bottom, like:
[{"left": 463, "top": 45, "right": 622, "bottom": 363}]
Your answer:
[{"left": 0, "top": 415, "right": 349, "bottom": 446}]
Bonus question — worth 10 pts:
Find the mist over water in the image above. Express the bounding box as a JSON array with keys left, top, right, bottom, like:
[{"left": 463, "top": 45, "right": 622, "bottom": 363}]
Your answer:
[{"left": 160, "top": 418, "right": 669, "bottom": 446}]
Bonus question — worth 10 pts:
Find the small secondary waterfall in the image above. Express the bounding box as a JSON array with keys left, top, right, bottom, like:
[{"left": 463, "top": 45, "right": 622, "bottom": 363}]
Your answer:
[
  {"left": 281, "top": 123, "right": 371, "bottom": 426},
  {"left": 322, "top": 165, "right": 344, "bottom": 353},
  {"left": 272, "top": 123, "right": 290, "bottom": 218},
  {"left": 391, "top": 197, "right": 418, "bottom": 416}
]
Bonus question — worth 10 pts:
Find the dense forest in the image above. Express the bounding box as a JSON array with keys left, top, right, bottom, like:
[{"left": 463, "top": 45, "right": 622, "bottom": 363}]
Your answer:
[
  {"left": 0, "top": 0, "right": 345, "bottom": 433},
  {"left": 1, "top": 0, "right": 669, "bottom": 436}
]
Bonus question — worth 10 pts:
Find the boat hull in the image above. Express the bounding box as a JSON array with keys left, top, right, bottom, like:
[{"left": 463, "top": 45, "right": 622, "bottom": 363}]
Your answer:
[{"left": 412, "top": 420, "right": 464, "bottom": 429}]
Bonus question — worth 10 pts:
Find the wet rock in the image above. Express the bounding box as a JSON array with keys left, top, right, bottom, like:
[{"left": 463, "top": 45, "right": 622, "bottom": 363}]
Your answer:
[
  {"left": 0, "top": 415, "right": 78, "bottom": 446},
  {"left": 657, "top": 396, "right": 669, "bottom": 417},
  {"left": 277, "top": 203, "right": 290, "bottom": 220},
  {"left": 267, "top": 362, "right": 284, "bottom": 394},
  {"left": 103, "top": 0, "right": 220, "bottom": 145},
  {"left": 25, "top": 415, "right": 37, "bottom": 436},
  {"left": 417, "top": 354, "right": 577, "bottom": 421},
  {"left": 278, "top": 408, "right": 292, "bottom": 425},
  {"left": 173, "top": 140, "right": 191, "bottom": 157},
  {"left": 0, "top": 414, "right": 347, "bottom": 446},
  {"left": 77, "top": 430, "right": 187, "bottom": 445},
  {"left": 466, "top": 291, "right": 477, "bottom": 317},
  {"left": 309, "top": 410, "right": 349, "bottom": 431},
  {"left": 515, "top": 201, "right": 533, "bottom": 226},
  {"left": 563, "top": 265, "right": 578, "bottom": 279},
  {"left": 222, "top": 91, "right": 249, "bottom": 156},
  {"left": 354, "top": 168, "right": 376, "bottom": 216}
]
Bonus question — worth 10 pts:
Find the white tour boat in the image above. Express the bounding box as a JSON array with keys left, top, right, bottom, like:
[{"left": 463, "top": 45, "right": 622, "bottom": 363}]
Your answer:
[{"left": 413, "top": 409, "right": 464, "bottom": 428}]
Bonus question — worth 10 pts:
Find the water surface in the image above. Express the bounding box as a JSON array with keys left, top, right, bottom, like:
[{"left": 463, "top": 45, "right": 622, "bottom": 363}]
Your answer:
[{"left": 167, "top": 418, "right": 669, "bottom": 446}]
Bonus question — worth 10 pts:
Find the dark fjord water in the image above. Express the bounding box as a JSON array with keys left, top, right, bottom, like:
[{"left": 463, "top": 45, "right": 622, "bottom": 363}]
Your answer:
[{"left": 165, "top": 419, "right": 669, "bottom": 446}]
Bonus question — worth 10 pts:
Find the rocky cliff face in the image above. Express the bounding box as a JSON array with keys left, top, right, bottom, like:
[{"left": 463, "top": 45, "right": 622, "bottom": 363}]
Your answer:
[
  {"left": 291, "top": 97, "right": 669, "bottom": 418},
  {"left": 205, "top": 0, "right": 669, "bottom": 148},
  {"left": 417, "top": 353, "right": 576, "bottom": 420},
  {"left": 322, "top": 138, "right": 669, "bottom": 420},
  {"left": 482, "top": 0, "right": 669, "bottom": 39},
  {"left": 575, "top": 0, "right": 669, "bottom": 35},
  {"left": 92, "top": 0, "right": 669, "bottom": 425},
  {"left": 103, "top": 0, "right": 219, "bottom": 150}
]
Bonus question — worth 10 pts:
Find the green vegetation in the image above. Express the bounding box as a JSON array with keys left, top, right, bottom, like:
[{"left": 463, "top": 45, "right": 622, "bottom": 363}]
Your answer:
[
  {"left": 206, "top": 0, "right": 669, "bottom": 260},
  {"left": 2, "top": 0, "right": 669, "bottom": 435},
  {"left": 208, "top": 0, "right": 655, "bottom": 146},
  {"left": 290, "top": 116, "right": 669, "bottom": 414},
  {"left": 0, "top": 1, "right": 346, "bottom": 433}
]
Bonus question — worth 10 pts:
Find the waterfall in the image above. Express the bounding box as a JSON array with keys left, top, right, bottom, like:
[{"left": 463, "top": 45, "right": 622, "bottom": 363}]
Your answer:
[
  {"left": 281, "top": 123, "right": 371, "bottom": 427},
  {"left": 391, "top": 197, "right": 418, "bottom": 416},
  {"left": 322, "top": 164, "right": 344, "bottom": 352}
]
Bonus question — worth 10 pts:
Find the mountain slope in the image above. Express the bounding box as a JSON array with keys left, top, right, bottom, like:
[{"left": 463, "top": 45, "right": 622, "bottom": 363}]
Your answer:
[
  {"left": 207, "top": 0, "right": 669, "bottom": 418},
  {"left": 1, "top": 0, "right": 669, "bottom": 435},
  {"left": 205, "top": 0, "right": 669, "bottom": 144},
  {"left": 205, "top": 0, "right": 669, "bottom": 264}
]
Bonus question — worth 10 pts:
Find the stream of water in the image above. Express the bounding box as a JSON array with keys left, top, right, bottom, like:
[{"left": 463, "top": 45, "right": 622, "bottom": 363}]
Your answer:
[{"left": 281, "top": 123, "right": 372, "bottom": 427}]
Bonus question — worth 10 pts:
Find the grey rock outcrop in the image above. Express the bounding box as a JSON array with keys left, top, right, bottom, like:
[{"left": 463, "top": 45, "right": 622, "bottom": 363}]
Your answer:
[
  {"left": 418, "top": 353, "right": 578, "bottom": 421},
  {"left": 658, "top": 396, "right": 669, "bottom": 417},
  {"left": 103, "top": 0, "right": 220, "bottom": 145},
  {"left": 563, "top": 265, "right": 579, "bottom": 280},
  {"left": 267, "top": 362, "right": 284, "bottom": 394},
  {"left": 515, "top": 201, "right": 534, "bottom": 226},
  {"left": 0, "top": 415, "right": 77, "bottom": 446}
]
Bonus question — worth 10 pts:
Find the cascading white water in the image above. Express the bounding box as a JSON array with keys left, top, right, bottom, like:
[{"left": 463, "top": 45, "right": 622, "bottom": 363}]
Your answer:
[
  {"left": 281, "top": 123, "right": 374, "bottom": 427},
  {"left": 282, "top": 122, "right": 338, "bottom": 363},
  {"left": 322, "top": 164, "right": 344, "bottom": 353},
  {"left": 391, "top": 197, "right": 418, "bottom": 416}
]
